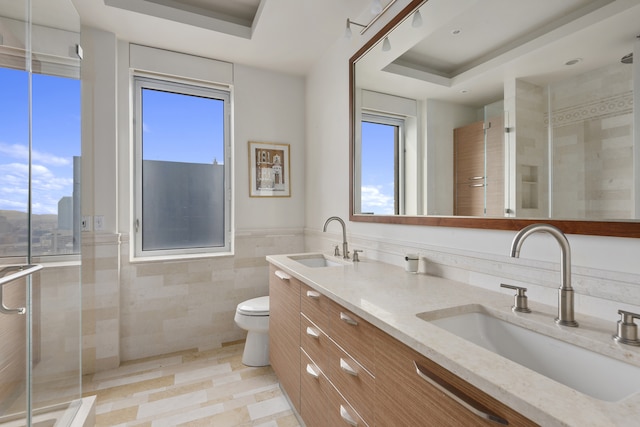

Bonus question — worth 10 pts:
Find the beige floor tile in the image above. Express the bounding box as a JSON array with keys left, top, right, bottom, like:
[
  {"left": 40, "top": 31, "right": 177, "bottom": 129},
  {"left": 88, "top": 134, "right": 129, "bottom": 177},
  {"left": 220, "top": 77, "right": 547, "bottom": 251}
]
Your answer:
[
  {"left": 83, "top": 343, "right": 301, "bottom": 427},
  {"left": 94, "top": 405, "right": 138, "bottom": 426}
]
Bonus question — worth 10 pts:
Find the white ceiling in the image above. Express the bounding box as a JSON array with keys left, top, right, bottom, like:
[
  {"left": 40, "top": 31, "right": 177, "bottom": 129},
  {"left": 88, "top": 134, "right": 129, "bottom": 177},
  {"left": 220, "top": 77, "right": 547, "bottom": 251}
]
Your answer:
[
  {"left": 70, "top": 0, "right": 373, "bottom": 75},
  {"left": 356, "top": 0, "right": 640, "bottom": 107}
]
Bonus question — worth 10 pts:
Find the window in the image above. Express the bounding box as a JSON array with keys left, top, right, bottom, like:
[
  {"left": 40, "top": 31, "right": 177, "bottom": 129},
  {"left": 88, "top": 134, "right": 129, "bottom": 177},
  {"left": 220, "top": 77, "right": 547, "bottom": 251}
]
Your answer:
[
  {"left": 0, "top": 67, "right": 81, "bottom": 258},
  {"left": 134, "top": 76, "right": 231, "bottom": 258},
  {"left": 360, "top": 113, "right": 405, "bottom": 215}
]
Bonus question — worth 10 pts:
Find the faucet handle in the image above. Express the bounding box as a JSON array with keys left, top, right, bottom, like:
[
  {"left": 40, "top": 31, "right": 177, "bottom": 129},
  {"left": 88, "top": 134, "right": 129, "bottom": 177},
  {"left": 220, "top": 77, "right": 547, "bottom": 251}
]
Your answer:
[
  {"left": 613, "top": 310, "right": 640, "bottom": 346},
  {"left": 353, "top": 249, "right": 362, "bottom": 262},
  {"left": 500, "top": 283, "right": 532, "bottom": 313},
  {"left": 334, "top": 245, "right": 341, "bottom": 257}
]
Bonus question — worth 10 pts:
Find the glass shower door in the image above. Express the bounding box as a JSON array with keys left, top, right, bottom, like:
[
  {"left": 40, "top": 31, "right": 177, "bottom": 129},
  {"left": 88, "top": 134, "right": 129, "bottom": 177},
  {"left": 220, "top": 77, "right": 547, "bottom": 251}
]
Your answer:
[{"left": 0, "top": 0, "right": 82, "bottom": 425}]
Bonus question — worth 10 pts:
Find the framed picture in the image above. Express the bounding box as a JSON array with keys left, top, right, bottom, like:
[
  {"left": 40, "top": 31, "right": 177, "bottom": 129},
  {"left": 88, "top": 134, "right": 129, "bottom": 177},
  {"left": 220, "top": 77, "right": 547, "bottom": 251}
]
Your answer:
[{"left": 248, "top": 141, "right": 291, "bottom": 197}]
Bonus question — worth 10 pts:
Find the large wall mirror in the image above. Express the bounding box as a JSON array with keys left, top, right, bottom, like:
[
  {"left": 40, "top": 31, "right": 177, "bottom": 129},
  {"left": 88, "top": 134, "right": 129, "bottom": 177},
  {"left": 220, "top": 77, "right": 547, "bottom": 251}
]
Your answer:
[{"left": 350, "top": 0, "right": 640, "bottom": 237}]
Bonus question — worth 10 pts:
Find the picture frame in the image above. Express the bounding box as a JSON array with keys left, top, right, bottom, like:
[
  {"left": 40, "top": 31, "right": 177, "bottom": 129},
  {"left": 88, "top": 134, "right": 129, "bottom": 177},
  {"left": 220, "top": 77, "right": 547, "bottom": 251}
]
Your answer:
[{"left": 248, "top": 141, "right": 291, "bottom": 197}]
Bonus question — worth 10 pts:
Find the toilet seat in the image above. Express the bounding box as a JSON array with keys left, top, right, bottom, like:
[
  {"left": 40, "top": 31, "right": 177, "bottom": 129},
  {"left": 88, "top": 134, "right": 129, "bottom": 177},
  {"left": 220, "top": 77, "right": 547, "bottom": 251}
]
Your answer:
[{"left": 236, "top": 296, "right": 269, "bottom": 316}]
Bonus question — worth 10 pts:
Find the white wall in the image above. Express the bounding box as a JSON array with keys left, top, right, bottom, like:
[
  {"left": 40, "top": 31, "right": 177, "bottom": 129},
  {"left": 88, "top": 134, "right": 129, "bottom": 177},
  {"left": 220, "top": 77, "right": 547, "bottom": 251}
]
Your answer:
[
  {"left": 81, "top": 28, "right": 306, "bottom": 368},
  {"left": 233, "top": 64, "right": 306, "bottom": 229},
  {"left": 305, "top": 0, "right": 640, "bottom": 323}
]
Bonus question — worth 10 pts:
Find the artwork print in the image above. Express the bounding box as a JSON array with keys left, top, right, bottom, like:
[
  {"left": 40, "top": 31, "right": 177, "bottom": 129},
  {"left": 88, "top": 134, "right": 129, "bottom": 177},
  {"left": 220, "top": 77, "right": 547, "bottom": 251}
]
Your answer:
[{"left": 249, "top": 141, "right": 291, "bottom": 197}]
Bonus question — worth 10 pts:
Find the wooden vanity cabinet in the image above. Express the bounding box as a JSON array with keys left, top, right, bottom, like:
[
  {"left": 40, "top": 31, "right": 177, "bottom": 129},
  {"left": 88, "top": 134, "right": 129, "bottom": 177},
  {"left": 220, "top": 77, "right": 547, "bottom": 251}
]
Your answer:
[
  {"left": 374, "top": 327, "right": 538, "bottom": 426},
  {"left": 270, "top": 266, "right": 535, "bottom": 426},
  {"left": 268, "top": 266, "right": 301, "bottom": 412}
]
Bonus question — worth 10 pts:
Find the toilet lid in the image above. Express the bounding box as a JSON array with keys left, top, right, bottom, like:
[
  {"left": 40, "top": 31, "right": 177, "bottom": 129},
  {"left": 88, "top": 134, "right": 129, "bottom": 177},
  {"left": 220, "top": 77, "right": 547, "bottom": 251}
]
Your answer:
[{"left": 237, "top": 296, "right": 269, "bottom": 316}]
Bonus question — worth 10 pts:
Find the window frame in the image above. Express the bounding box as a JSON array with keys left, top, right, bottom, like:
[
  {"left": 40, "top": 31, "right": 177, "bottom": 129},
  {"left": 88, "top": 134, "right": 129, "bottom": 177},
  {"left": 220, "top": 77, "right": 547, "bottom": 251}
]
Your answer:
[{"left": 133, "top": 75, "right": 232, "bottom": 259}]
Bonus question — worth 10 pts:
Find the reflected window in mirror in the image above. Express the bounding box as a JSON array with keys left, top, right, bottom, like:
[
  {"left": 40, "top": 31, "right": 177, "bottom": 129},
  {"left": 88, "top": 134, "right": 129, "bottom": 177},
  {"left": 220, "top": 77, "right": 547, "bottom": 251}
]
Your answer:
[
  {"left": 355, "top": 90, "right": 421, "bottom": 216},
  {"left": 360, "top": 113, "right": 403, "bottom": 215}
]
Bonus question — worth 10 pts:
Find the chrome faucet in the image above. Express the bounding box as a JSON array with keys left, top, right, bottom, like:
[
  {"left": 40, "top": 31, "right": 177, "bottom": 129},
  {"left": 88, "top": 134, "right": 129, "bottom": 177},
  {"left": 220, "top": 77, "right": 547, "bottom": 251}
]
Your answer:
[
  {"left": 510, "top": 224, "right": 578, "bottom": 327},
  {"left": 323, "top": 216, "right": 349, "bottom": 259}
]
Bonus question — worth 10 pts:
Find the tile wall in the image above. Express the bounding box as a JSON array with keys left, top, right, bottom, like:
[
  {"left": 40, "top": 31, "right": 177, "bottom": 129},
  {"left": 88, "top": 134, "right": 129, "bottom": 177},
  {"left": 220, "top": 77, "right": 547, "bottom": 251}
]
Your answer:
[
  {"left": 306, "top": 228, "right": 640, "bottom": 324},
  {"left": 82, "top": 229, "right": 303, "bottom": 374}
]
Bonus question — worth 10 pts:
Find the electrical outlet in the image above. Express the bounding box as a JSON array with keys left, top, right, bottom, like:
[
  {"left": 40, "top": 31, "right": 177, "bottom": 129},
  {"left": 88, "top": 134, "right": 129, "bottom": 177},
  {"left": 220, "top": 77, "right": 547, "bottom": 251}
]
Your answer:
[
  {"left": 94, "top": 215, "right": 105, "bottom": 231},
  {"left": 81, "top": 216, "right": 92, "bottom": 232}
]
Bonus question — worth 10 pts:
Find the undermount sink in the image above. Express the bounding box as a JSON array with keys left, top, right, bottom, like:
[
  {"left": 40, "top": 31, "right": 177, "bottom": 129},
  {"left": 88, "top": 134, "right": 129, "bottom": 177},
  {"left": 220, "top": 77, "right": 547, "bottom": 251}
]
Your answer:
[
  {"left": 287, "top": 253, "right": 345, "bottom": 268},
  {"left": 418, "top": 305, "right": 640, "bottom": 402}
]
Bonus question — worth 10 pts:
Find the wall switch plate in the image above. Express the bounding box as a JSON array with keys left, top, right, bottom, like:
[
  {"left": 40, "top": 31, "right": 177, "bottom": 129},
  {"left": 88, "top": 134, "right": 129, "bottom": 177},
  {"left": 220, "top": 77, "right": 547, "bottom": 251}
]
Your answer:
[
  {"left": 81, "top": 216, "right": 92, "bottom": 232},
  {"left": 94, "top": 215, "right": 105, "bottom": 231}
]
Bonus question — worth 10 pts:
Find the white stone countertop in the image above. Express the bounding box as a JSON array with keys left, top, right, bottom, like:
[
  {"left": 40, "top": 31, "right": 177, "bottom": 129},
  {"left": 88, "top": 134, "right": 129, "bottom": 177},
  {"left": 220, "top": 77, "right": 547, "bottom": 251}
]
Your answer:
[{"left": 266, "top": 252, "right": 640, "bottom": 427}]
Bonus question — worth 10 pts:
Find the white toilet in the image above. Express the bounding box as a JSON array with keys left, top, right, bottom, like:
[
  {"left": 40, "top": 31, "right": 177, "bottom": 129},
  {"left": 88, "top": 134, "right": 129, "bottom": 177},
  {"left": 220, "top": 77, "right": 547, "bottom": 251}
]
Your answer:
[{"left": 234, "top": 296, "right": 270, "bottom": 366}]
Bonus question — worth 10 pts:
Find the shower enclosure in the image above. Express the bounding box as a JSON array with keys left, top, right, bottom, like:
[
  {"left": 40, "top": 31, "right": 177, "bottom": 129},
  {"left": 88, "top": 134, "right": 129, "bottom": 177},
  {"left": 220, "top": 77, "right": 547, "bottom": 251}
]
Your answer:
[{"left": 0, "top": 0, "right": 85, "bottom": 426}]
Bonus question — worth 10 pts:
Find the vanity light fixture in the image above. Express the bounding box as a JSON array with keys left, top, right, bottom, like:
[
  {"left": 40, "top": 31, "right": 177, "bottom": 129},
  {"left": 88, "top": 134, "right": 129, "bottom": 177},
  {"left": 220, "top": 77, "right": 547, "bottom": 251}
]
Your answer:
[
  {"left": 344, "top": 0, "right": 397, "bottom": 37},
  {"left": 344, "top": 19, "right": 366, "bottom": 39},
  {"left": 412, "top": 10, "right": 423, "bottom": 28},
  {"left": 382, "top": 36, "right": 391, "bottom": 51}
]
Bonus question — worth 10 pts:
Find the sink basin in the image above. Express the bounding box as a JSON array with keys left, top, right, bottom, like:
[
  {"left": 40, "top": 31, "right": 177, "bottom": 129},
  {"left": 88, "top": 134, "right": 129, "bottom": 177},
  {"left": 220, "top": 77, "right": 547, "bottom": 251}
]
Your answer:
[
  {"left": 418, "top": 306, "right": 640, "bottom": 402},
  {"left": 287, "top": 253, "right": 345, "bottom": 268}
]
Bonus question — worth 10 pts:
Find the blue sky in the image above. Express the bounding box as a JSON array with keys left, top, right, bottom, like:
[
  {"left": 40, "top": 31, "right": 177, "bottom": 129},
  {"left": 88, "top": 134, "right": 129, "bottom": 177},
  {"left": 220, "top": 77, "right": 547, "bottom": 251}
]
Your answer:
[
  {"left": 0, "top": 68, "right": 80, "bottom": 215},
  {"left": 141, "top": 88, "right": 224, "bottom": 165},
  {"left": 361, "top": 121, "right": 395, "bottom": 214}
]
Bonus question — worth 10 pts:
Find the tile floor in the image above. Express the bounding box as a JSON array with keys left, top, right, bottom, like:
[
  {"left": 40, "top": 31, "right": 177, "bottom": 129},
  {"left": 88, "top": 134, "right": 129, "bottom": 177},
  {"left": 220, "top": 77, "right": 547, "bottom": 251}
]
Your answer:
[{"left": 82, "top": 341, "right": 301, "bottom": 427}]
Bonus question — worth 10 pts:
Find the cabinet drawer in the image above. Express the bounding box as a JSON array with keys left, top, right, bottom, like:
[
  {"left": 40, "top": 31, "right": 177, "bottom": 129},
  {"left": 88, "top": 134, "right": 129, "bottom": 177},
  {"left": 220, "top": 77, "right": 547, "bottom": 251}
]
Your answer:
[
  {"left": 328, "top": 303, "right": 376, "bottom": 375},
  {"left": 300, "top": 349, "right": 330, "bottom": 427},
  {"left": 325, "top": 377, "right": 369, "bottom": 427},
  {"left": 301, "top": 283, "right": 330, "bottom": 332},
  {"left": 328, "top": 338, "right": 374, "bottom": 426},
  {"left": 374, "top": 328, "right": 537, "bottom": 426},
  {"left": 301, "top": 313, "right": 331, "bottom": 374}
]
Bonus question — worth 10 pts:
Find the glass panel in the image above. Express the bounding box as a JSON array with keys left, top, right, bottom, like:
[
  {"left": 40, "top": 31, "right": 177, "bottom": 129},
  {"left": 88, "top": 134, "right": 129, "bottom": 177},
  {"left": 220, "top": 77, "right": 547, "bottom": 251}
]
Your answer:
[
  {"left": 0, "top": 1, "right": 30, "bottom": 424},
  {"left": 1, "top": 0, "right": 83, "bottom": 425},
  {"left": 30, "top": 73, "right": 81, "bottom": 256},
  {"left": 141, "top": 86, "right": 226, "bottom": 251},
  {"left": 30, "top": 74, "right": 82, "bottom": 425},
  {"left": 30, "top": 0, "right": 83, "bottom": 423},
  {"left": 483, "top": 101, "right": 505, "bottom": 217}
]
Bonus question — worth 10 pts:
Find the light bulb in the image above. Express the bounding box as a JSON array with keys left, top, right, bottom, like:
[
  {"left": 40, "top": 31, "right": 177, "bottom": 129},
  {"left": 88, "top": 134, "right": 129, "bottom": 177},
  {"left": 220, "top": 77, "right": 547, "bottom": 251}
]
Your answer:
[
  {"left": 382, "top": 36, "right": 391, "bottom": 51},
  {"left": 412, "top": 10, "right": 422, "bottom": 28},
  {"left": 371, "top": 0, "right": 382, "bottom": 14}
]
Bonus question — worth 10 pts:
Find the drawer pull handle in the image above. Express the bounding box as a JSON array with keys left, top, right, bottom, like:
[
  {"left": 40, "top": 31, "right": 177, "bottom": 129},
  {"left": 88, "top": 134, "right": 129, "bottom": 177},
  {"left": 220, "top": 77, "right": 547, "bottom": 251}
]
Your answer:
[
  {"left": 413, "top": 361, "right": 509, "bottom": 425},
  {"left": 339, "top": 405, "right": 358, "bottom": 426},
  {"left": 275, "top": 270, "right": 291, "bottom": 281},
  {"left": 339, "top": 358, "right": 358, "bottom": 376},
  {"left": 306, "top": 363, "right": 320, "bottom": 379},
  {"left": 306, "top": 290, "right": 321, "bottom": 299},
  {"left": 340, "top": 312, "right": 358, "bottom": 326},
  {"left": 306, "top": 326, "right": 320, "bottom": 339}
]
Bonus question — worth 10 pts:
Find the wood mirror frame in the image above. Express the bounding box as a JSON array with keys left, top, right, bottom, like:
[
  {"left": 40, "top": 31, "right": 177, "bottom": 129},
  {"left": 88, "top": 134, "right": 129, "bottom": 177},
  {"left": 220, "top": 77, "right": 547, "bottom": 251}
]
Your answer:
[{"left": 349, "top": 0, "right": 640, "bottom": 238}]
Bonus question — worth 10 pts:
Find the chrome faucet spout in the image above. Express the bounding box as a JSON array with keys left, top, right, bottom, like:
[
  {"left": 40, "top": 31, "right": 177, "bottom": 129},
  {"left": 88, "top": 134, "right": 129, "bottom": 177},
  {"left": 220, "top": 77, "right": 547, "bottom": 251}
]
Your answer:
[
  {"left": 509, "top": 223, "right": 578, "bottom": 327},
  {"left": 323, "top": 216, "right": 349, "bottom": 259}
]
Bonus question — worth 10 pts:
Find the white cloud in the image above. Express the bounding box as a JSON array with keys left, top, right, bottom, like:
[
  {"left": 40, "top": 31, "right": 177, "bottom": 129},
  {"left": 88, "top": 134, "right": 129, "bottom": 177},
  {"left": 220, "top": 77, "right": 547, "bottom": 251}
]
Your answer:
[
  {"left": 0, "top": 142, "right": 70, "bottom": 166},
  {"left": 0, "top": 162, "right": 74, "bottom": 214},
  {"left": 0, "top": 198, "right": 27, "bottom": 210},
  {"left": 360, "top": 185, "right": 394, "bottom": 215}
]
